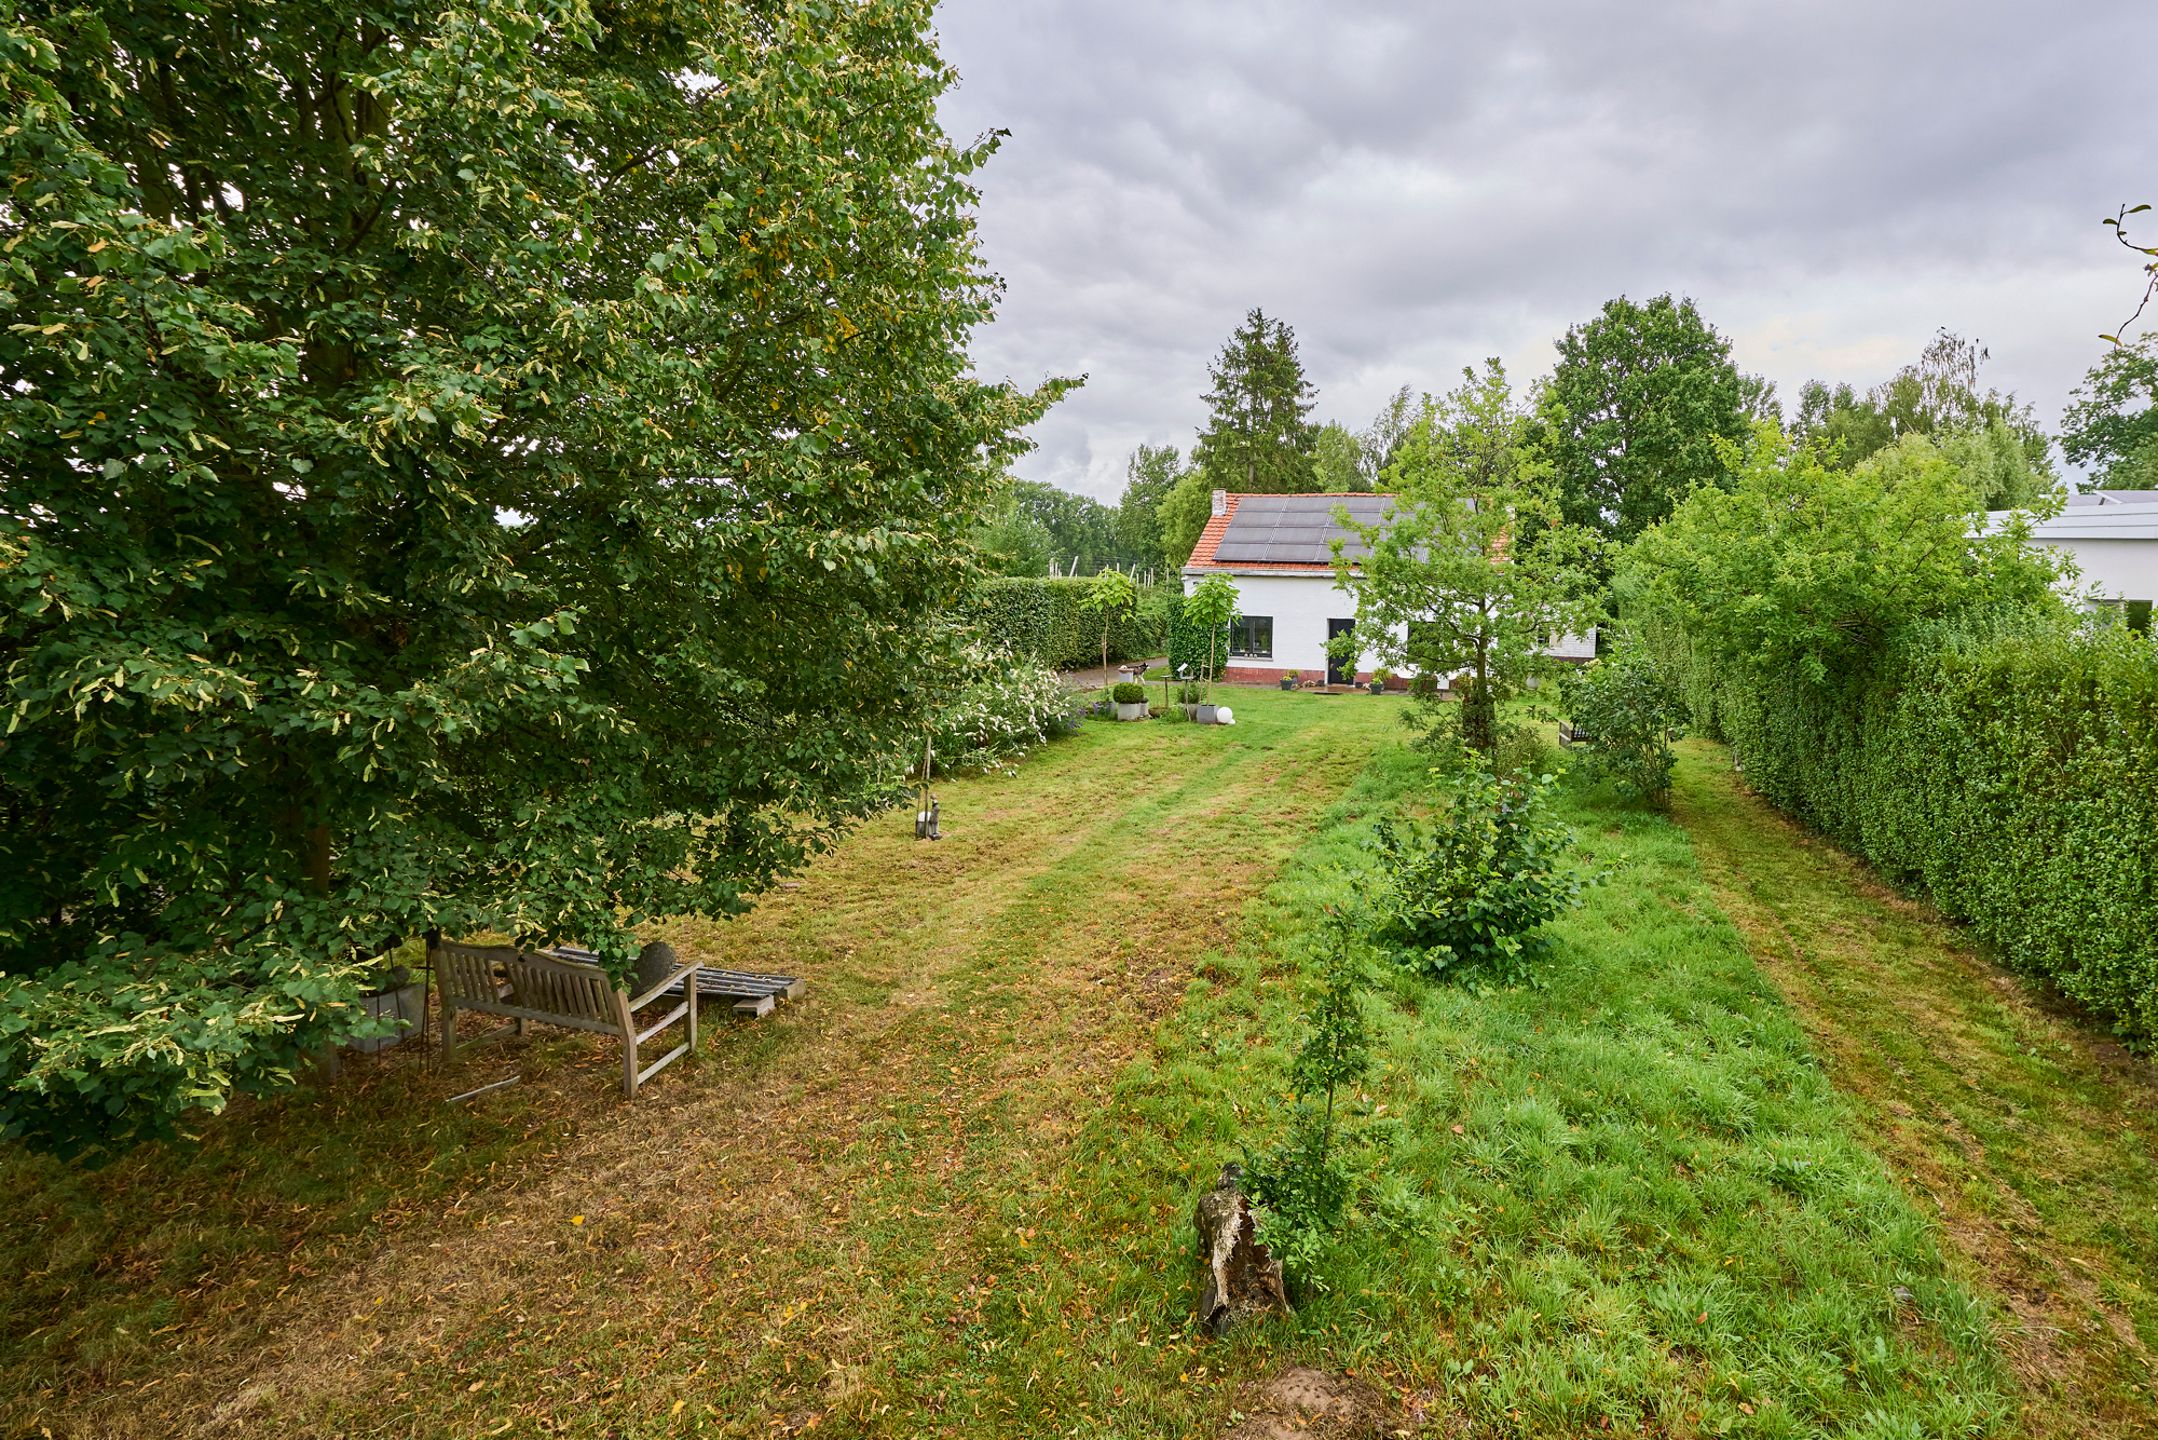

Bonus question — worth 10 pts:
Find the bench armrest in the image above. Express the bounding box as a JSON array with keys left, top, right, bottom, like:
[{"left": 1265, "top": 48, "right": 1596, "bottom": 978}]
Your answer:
[{"left": 628, "top": 962, "right": 699, "bottom": 1011}]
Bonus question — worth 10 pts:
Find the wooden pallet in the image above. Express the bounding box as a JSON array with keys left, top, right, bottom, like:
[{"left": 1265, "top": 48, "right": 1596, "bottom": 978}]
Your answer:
[
  {"left": 544, "top": 947, "right": 805, "bottom": 1018},
  {"left": 671, "top": 967, "right": 806, "bottom": 1017}
]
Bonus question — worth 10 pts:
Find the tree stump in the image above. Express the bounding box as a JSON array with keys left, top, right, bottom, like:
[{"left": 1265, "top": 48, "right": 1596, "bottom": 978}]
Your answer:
[{"left": 1194, "top": 1163, "right": 1289, "bottom": 1337}]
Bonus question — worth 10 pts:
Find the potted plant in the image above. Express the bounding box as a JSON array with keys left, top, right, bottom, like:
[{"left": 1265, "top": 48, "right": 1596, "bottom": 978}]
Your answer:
[
  {"left": 1368, "top": 669, "right": 1391, "bottom": 696},
  {"left": 1279, "top": 671, "right": 1299, "bottom": 692},
  {"left": 1112, "top": 681, "right": 1148, "bottom": 721}
]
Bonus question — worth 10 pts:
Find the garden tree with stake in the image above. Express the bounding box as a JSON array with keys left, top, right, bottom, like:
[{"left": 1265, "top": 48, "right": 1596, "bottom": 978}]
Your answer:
[
  {"left": 1243, "top": 912, "right": 1376, "bottom": 1285},
  {"left": 1329, "top": 362, "right": 1603, "bottom": 770},
  {"left": 1080, "top": 568, "right": 1138, "bottom": 678},
  {"left": 1181, "top": 573, "right": 1240, "bottom": 695},
  {"left": 1192, "top": 307, "right": 1321, "bottom": 496},
  {"left": 0, "top": 0, "right": 1068, "bottom": 1156},
  {"left": 1545, "top": 294, "right": 1755, "bottom": 543}
]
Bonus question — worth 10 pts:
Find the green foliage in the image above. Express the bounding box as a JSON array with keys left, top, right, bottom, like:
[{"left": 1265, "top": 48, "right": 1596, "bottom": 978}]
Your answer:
[
  {"left": 0, "top": 0, "right": 1064, "bottom": 1154},
  {"left": 1545, "top": 294, "right": 1753, "bottom": 541},
  {"left": 1181, "top": 575, "right": 1241, "bottom": 693},
  {"left": 1623, "top": 425, "right": 2065, "bottom": 688},
  {"left": 1797, "top": 331, "right": 2057, "bottom": 499},
  {"left": 1369, "top": 770, "right": 1582, "bottom": 983},
  {"left": 1080, "top": 568, "right": 1139, "bottom": 672},
  {"left": 1110, "top": 682, "right": 1146, "bottom": 704},
  {"left": 963, "top": 577, "right": 1165, "bottom": 671},
  {"left": 1192, "top": 307, "right": 1319, "bottom": 495},
  {"left": 1565, "top": 641, "right": 1690, "bottom": 806},
  {"left": 1244, "top": 916, "right": 1374, "bottom": 1282},
  {"left": 2062, "top": 333, "right": 2158, "bottom": 480},
  {"left": 1115, "top": 444, "right": 1187, "bottom": 571},
  {"left": 1662, "top": 612, "right": 2158, "bottom": 1042},
  {"left": 1156, "top": 469, "right": 1216, "bottom": 573},
  {"left": 1333, "top": 362, "right": 1603, "bottom": 766}
]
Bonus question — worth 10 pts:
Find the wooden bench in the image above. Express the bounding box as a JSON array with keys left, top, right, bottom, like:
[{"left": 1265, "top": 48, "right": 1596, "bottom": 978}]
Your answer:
[
  {"left": 432, "top": 941, "right": 699, "bottom": 1098},
  {"left": 1558, "top": 721, "right": 1594, "bottom": 747},
  {"left": 550, "top": 945, "right": 805, "bottom": 1019}
]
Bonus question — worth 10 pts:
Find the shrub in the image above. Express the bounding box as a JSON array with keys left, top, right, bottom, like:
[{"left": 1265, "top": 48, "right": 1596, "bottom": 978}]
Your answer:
[
  {"left": 925, "top": 644, "right": 1077, "bottom": 775},
  {"left": 1660, "top": 612, "right": 2158, "bottom": 1040},
  {"left": 1175, "top": 680, "right": 1207, "bottom": 705},
  {"left": 1369, "top": 770, "right": 1583, "bottom": 984},
  {"left": 1565, "top": 640, "right": 1690, "bottom": 805},
  {"left": 1111, "top": 682, "right": 1146, "bottom": 704}
]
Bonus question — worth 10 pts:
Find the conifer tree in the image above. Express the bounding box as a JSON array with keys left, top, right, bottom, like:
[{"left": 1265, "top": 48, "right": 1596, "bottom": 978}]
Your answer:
[{"left": 1192, "top": 308, "right": 1320, "bottom": 494}]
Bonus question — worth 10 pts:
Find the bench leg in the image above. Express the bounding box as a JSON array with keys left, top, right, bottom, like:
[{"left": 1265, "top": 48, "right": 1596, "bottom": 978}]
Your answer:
[
  {"left": 622, "top": 1031, "right": 638, "bottom": 1099},
  {"left": 440, "top": 1000, "right": 458, "bottom": 1060}
]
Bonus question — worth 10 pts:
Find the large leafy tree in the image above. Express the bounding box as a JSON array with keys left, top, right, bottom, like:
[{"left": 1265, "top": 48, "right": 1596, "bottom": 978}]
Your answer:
[
  {"left": 1545, "top": 294, "right": 1752, "bottom": 543},
  {"left": 2062, "top": 334, "right": 2158, "bottom": 484},
  {"left": 1796, "top": 331, "right": 2058, "bottom": 507},
  {"left": 1114, "top": 443, "right": 1186, "bottom": 574},
  {"left": 1192, "top": 307, "right": 1320, "bottom": 495},
  {"left": 0, "top": 0, "right": 1060, "bottom": 1154},
  {"left": 1333, "top": 363, "right": 1602, "bottom": 767},
  {"left": 1623, "top": 427, "right": 2064, "bottom": 688}
]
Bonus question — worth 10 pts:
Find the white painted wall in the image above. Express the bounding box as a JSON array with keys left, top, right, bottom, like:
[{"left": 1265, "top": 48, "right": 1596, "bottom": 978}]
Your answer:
[
  {"left": 1182, "top": 570, "right": 1596, "bottom": 676},
  {"left": 1186, "top": 571, "right": 1393, "bottom": 676},
  {"left": 2048, "top": 537, "right": 2158, "bottom": 604}
]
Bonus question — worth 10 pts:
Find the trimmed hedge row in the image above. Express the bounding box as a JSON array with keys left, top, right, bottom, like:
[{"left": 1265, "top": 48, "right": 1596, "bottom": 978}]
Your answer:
[
  {"left": 1674, "top": 613, "right": 2158, "bottom": 1041},
  {"left": 964, "top": 577, "right": 1168, "bottom": 670}
]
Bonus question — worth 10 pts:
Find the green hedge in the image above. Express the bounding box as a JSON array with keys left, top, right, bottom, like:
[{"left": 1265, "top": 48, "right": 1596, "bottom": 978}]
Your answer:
[
  {"left": 964, "top": 577, "right": 1168, "bottom": 670},
  {"left": 1671, "top": 614, "right": 2158, "bottom": 1041}
]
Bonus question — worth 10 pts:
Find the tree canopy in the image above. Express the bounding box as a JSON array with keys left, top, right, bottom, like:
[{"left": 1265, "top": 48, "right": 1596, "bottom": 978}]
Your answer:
[
  {"left": 1114, "top": 443, "right": 1187, "bottom": 573},
  {"left": 1794, "top": 331, "right": 2057, "bottom": 507},
  {"left": 2062, "top": 334, "right": 2158, "bottom": 483},
  {"left": 1544, "top": 294, "right": 1753, "bottom": 543},
  {"left": 1623, "top": 427, "right": 2064, "bottom": 688},
  {"left": 0, "top": 0, "right": 1061, "bottom": 1154},
  {"left": 1192, "top": 307, "right": 1320, "bottom": 495}
]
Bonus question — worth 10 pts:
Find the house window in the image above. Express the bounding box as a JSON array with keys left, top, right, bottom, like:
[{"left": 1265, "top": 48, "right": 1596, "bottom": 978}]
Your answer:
[{"left": 1231, "top": 615, "right": 1273, "bottom": 659}]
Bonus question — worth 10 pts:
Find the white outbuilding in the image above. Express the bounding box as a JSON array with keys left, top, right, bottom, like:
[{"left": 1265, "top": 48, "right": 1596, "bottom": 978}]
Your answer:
[
  {"left": 1988, "top": 489, "right": 2158, "bottom": 620},
  {"left": 1182, "top": 490, "right": 1595, "bottom": 687}
]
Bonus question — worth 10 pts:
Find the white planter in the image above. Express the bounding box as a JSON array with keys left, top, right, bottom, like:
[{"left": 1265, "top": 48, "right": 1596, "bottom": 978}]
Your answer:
[
  {"left": 1115, "top": 701, "right": 1146, "bottom": 721},
  {"left": 1195, "top": 703, "right": 1220, "bottom": 724}
]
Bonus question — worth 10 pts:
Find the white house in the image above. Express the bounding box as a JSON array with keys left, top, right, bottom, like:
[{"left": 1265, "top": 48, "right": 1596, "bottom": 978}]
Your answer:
[
  {"left": 1182, "top": 490, "right": 1595, "bottom": 687},
  {"left": 1987, "top": 489, "right": 2158, "bottom": 619}
]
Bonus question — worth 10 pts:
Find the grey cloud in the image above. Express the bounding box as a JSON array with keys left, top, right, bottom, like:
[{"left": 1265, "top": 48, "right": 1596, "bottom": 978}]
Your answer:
[{"left": 937, "top": 1, "right": 2151, "bottom": 498}]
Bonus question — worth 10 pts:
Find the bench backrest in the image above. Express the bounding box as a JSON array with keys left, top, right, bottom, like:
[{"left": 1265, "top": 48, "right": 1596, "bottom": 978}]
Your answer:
[{"left": 435, "top": 941, "right": 629, "bottom": 1036}]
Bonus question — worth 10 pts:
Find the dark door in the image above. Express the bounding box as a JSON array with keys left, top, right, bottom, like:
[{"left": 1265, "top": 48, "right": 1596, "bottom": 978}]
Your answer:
[{"left": 1326, "top": 619, "right": 1355, "bottom": 686}]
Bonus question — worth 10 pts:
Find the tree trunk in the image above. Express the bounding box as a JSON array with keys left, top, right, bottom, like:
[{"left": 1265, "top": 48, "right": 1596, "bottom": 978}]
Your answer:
[{"left": 1194, "top": 1163, "right": 1288, "bottom": 1337}]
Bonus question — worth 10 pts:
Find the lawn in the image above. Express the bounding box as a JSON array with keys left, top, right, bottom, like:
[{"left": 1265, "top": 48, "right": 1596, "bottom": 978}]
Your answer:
[{"left": 2, "top": 690, "right": 2151, "bottom": 1437}]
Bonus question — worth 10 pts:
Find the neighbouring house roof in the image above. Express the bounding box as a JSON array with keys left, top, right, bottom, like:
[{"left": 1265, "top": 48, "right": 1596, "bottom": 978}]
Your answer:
[
  {"left": 1987, "top": 499, "right": 2158, "bottom": 543},
  {"left": 2062, "top": 489, "right": 2158, "bottom": 509},
  {"left": 1185, "top": 492, "right": 1395, "bottom": 573}
]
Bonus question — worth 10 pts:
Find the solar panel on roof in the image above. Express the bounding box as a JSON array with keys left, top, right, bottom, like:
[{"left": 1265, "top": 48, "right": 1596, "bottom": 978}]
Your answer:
[{"left": 1210, "top": 493, "right": 1394, "bottom": 563}]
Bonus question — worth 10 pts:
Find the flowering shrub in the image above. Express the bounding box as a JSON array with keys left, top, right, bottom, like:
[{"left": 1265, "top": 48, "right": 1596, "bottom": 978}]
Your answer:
[{"left": 927, "top": 644, "right": 1078, "bottom": 775}]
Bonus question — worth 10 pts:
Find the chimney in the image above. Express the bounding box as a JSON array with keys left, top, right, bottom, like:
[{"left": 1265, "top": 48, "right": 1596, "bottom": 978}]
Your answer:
[{"left": 1210, "top": 488, "right": 1228, "bottom": 516}]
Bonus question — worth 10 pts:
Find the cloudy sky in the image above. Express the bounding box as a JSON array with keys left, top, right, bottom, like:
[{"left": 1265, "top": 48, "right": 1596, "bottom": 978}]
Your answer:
[{"left": 932, "top": 1, "right": 2151, "bottom": 501}]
